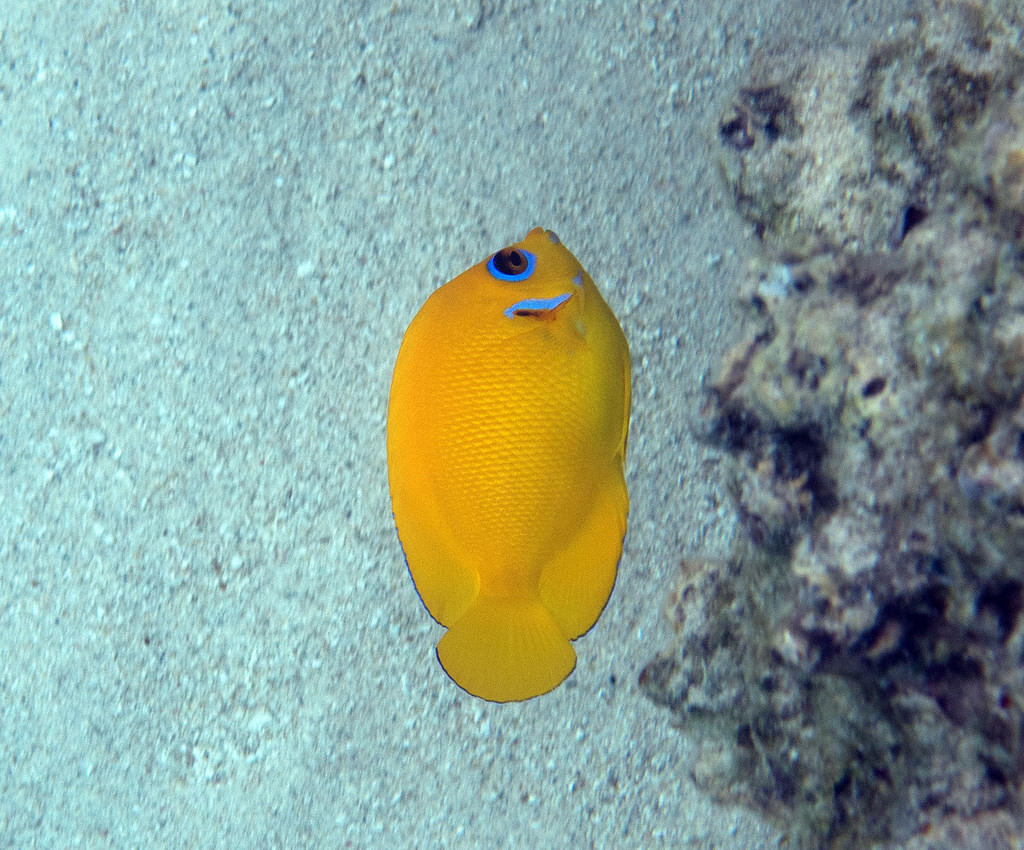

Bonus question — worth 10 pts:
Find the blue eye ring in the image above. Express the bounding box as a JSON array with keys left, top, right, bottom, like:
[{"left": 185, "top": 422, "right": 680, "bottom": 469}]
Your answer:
[{"left": 488, "top": 247, "right": 536, "bottom": 281}]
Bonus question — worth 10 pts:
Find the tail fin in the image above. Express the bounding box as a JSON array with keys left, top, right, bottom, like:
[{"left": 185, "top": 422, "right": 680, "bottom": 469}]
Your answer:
[{"left": 436, "top": 596, "right": 576, "bottom": 702}]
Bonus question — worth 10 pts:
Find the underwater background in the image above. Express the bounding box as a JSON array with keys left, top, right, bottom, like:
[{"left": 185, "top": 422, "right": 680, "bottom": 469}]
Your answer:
[{"left": 4, "top": 1, "right": 1020, "bottom": 847}]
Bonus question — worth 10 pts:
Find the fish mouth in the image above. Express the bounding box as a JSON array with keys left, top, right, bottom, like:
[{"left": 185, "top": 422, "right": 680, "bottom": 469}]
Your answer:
[{"left": 503, "top": 291, "right": 574, "bottom": 320}]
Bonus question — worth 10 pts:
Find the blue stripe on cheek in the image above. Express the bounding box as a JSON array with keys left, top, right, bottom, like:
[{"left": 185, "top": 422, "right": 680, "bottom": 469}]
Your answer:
[{"left": 503, "top": 292, "right": 573, "bottom": 319}]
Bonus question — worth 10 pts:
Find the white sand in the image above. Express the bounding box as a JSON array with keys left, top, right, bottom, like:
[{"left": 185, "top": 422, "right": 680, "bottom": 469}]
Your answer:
[{"left": 0, "top": 1, "right": 909, "bottom": 846}]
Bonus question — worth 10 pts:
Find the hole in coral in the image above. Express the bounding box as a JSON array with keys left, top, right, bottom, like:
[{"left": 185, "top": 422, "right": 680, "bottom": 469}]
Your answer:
[
  {"left": 770, "top": 425, "right": 838, "bottom": 515},
  {"left": 833, "top": 772, "right": 852, "bottom": 805},
  {"left": 984, "top": 761, "right": 1008, "bottom": 785},
  {"left": 720, "top": 107, "right": 755, "bottom": 150},
  {"left": 898, "top": 204, "right": 928, "bottom": 243},
  {"left": 736, "top": 724, "right": 754, "bottom": 749},
  {"left": 854, "top": 585, "right": 948, "bottom": 667},
  {"left": 861, "top": 376, "right": 887, "bottom": 397},
  {"left": 769, "top": 759, "right": 797, "bottom": 803},
  {"left": 976, "top": 580, "right": 1023, "bottom": 643},
  {"left": 709, "top": 407, "right": 762, "bottom": 452},
  {"left": 927, "top": 655, "right": 987, "bottom": 726},
  {"left": 791, "top": 272, "right": 815, "bottom": 293},
  {"left": 962, "top": 402, "right": 995, "bottom": 444}
]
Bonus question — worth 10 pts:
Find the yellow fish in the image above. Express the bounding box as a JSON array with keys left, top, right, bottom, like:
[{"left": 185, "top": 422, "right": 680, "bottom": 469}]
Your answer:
[{"left": 386, "top": 228, "right": 631, "bottom": 702}]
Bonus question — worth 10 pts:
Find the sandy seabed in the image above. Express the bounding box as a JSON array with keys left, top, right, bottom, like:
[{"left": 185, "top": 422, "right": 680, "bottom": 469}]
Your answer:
[{"left": 0, "top": 1, "right": 910, "bottom": 846}]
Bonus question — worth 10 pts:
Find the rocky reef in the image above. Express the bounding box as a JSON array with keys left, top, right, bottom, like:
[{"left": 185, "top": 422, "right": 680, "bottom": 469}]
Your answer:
[{"left": 641, "top": 2, "right": 1024, "bottom": 847}]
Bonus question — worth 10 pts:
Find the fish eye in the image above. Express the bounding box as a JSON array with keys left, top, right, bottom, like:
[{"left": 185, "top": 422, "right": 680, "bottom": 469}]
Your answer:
[{"left": 488, "top": 247, "right": 536, "bottom": 282}]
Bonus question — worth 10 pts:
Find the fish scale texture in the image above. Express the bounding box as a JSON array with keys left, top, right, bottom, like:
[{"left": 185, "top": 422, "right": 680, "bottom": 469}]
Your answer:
[{"left": 431, "top": 334, "right": 591, "bottom": 578}]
